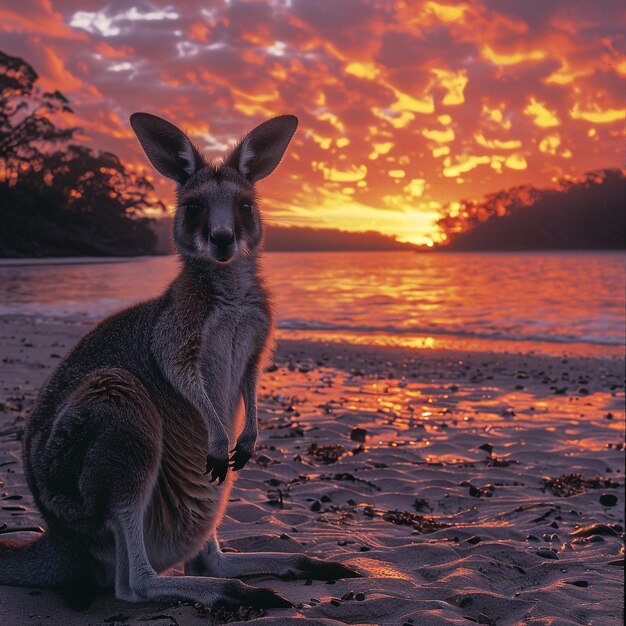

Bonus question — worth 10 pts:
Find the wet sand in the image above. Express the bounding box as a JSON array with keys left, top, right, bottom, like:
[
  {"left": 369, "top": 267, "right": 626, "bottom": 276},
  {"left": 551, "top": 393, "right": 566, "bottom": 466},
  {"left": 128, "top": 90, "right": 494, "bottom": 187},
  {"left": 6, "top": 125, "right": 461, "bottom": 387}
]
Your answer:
[{"left": 0, "top": 315, "right": 623, "bottom": 625}]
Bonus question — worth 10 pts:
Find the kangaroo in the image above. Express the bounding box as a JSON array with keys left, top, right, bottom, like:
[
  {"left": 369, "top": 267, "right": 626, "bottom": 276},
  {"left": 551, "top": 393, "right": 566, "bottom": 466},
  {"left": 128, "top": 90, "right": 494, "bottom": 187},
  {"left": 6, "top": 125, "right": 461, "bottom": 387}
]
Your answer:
[{"left": 0, "top": 113, "right": 359, "bottom": 610}]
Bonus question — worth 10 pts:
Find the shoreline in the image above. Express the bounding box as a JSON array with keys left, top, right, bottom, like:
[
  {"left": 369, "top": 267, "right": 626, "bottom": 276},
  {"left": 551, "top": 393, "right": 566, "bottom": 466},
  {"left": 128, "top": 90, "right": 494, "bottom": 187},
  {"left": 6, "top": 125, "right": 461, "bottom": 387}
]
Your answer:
[
  {"left": 0, "top": 313, "right": 622, "bottom": 360},
  {"left": 0, "top": 315, "right": 624, "bottom": 625}
]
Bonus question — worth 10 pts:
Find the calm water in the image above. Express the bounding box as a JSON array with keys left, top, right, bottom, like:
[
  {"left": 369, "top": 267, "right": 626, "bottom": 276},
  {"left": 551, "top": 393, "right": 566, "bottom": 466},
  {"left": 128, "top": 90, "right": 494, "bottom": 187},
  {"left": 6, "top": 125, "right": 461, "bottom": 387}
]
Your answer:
[{"left": 0, "top": 251, "right": 624, "bottom": 356}]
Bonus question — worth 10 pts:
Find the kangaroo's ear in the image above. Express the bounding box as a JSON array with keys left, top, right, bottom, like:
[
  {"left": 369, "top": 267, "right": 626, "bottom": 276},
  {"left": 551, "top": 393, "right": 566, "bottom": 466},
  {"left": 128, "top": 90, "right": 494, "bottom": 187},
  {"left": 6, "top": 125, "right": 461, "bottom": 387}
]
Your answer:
[
  {"left": 130, "top": 112, "right": 204, "bottom": 184},
  {"left": 226, "top": 115, "right": 298, "bottom": 183}
]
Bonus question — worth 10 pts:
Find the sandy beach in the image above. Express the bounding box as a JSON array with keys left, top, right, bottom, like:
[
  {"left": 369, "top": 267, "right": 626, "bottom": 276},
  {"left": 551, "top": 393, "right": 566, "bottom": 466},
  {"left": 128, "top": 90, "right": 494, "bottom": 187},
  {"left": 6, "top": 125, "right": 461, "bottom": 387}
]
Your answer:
[{"left": 0, "top": 314, "right": 623, "bottom": 625}]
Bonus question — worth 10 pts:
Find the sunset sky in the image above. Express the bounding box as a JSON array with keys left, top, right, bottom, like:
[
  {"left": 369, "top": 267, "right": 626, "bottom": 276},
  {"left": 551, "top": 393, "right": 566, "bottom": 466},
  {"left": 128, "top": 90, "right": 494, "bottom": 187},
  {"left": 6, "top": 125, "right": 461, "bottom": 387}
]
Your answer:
[{"left": 1, "top": 0, "right": 624, "bottom": 244}]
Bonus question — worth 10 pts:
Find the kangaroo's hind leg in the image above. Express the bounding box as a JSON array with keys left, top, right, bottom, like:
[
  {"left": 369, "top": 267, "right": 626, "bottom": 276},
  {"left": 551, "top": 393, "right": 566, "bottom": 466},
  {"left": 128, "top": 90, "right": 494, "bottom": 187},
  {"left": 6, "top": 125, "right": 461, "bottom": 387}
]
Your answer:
[
  {"left": 113, "top": 509, "right": 291, "bottom": 608},
  {"left": 36, "top": 368, "right": 164, "bottom": 599},
  {"left": 48, "top": 369, "right": 290, "bottom": 609},
  {"left": 185, "top": 534, "right": 361, "bottom": 581}
]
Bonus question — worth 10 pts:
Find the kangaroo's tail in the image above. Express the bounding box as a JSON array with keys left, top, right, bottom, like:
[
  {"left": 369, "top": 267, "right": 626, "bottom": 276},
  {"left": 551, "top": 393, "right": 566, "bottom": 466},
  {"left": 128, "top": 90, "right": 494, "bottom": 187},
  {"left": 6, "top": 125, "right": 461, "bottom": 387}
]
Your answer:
[{"left": 0, "top": 532, "right": 88, "bottom": 588}]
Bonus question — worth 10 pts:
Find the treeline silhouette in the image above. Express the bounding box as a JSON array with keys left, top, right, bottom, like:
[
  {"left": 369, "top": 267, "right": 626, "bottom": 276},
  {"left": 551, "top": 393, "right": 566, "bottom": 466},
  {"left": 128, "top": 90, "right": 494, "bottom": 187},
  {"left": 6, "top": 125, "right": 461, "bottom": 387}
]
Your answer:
[
  {"left": 0, "top": 50, "right": 162, "bottom": 257},
  {"left": 437, "top": 169, "right": 625, "bottom": 251},
  {"left": 264, "top": 225, "right": 415, "bottom": 251},
  {"left": 151, "top": 217, "right": 415, "bottom": 253}
]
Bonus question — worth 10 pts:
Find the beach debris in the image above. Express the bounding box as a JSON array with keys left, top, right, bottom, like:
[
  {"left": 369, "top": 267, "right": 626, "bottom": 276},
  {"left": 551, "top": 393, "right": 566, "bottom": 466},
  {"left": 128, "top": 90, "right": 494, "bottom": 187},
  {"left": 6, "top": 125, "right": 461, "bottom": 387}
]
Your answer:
[
  {"left": 599, "top": 493, "right": 618, "bottom": 507},
  {"left": 485, "top": 455, "right": 518, "bottom": 467},
  {"left": 571, "top": 523, "right": 621, "bottom": 538},
  {"left": 308, "top": 443, "right": 346, "bottom": 464},
  {"left": 255, "top": 454, "right": 273, "bottom": 467},
  {"left": 355, "top": 592, "right": 366, "bottom": 601},
  {"left": 447, "top": 594, "right": 473, "bottom": 608},
  {"left": 466, "top": 535, "right": 482, "bottom": 545},
  {"left": 541, "top": 474, "right": 619, "bottom": 497},
  {"left": 2, "top": 504, "right": 27, "bottom": 511},
  {"left": 381, "top": 509, "right": 449, "bottom": 533},
  {"left": 266, "top": 488, "right": 286, "bottom": 508},
  {"left": 310, "top": 500, "right": 321, "bottom": 512},
  {"left": 194, "top": 604, "right": 266, "bottom": 621},
  {"left": 536, "top": 548, "right": 559, "bottom": 559},
  {"left": 478, "top": 442, "right": 493, "bottom": 455},
  {"left": 296, "top": 359, "right": 316, "bottom": 373},
  {"left": 412, "top": 498, "right": 430, "bottom": 512},
  {"left": 350, "top": 427, "right": 368, "bottom": 443},
  {"left": 324, "top": 472, "right": 381, "bottom": 491},
  {"left": 532, "top": 508, "right": 557, "bottom": 523},
  {"left": 468, "top": 484, "right": 495, "bottom": 498}
]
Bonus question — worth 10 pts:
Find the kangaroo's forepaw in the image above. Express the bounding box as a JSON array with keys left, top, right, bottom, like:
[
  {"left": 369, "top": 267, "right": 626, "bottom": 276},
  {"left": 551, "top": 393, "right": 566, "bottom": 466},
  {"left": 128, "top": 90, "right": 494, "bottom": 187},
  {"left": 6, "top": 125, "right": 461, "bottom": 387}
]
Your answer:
[
  {"left": 204, "top": 454, "right": 229, "bottom": 483},
  {"left": 229, "top": 441, "right": 254, "bottom": 471},
  {"left": 296, "top": 556, "right": 362, "bottom": 580}
]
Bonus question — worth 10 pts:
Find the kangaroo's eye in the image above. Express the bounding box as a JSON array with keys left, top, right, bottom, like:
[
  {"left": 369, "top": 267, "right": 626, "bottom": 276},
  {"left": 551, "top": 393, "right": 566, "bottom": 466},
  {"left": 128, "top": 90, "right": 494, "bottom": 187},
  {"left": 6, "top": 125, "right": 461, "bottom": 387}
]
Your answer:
[
  {"left": 184, "top": 202, "right": 202, "bottom": 215},
  {"left": 239, "top": 200, "right": 253, "bottom": 214}
]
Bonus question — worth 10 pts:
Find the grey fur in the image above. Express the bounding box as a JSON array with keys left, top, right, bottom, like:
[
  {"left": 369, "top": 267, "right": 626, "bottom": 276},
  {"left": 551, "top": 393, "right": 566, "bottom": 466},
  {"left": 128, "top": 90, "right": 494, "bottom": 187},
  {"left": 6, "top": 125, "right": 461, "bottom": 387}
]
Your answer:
[{"left": 0, "top": 113, "right": 359, "bottom": 610}]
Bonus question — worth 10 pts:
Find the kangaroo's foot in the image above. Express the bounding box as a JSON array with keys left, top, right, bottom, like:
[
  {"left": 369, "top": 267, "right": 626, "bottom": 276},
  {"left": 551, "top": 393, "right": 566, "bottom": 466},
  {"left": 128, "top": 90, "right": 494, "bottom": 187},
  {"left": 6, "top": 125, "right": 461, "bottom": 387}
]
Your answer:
[
  {"left": 120, "top": 573, "right": 291, "bottom": 609},
  {"left": 114, "top": 510, "right": 291, "bottom": 609},
  {"left": 185, "top": 535, "right": 362, "bottom": 581}
]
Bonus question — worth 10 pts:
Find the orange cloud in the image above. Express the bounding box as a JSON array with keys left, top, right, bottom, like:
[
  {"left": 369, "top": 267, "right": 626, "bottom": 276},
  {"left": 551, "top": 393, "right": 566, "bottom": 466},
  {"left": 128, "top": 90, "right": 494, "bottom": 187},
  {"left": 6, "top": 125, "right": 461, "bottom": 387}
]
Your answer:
[{"left": 0, "top": 0, "right": 623, "bottom": 244}]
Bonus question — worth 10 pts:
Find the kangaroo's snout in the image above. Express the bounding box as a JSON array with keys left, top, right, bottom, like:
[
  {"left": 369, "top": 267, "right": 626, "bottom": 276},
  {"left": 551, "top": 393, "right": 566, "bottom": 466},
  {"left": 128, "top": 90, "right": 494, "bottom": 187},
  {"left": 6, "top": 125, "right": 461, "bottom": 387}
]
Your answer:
[
  {"left": 210, "top": 228, "right": 235, "bottom": 248},
  {"left": 209, "top": 228, "right": 237, "bottom": 262}
]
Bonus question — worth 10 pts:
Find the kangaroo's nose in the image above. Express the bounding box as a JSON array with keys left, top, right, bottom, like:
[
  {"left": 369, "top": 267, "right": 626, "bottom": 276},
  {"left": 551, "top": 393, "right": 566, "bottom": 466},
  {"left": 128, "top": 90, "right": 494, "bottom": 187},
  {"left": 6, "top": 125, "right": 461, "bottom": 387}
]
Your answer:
[{"left": 210, "top": 229, "right": 235, "bottom": 248}]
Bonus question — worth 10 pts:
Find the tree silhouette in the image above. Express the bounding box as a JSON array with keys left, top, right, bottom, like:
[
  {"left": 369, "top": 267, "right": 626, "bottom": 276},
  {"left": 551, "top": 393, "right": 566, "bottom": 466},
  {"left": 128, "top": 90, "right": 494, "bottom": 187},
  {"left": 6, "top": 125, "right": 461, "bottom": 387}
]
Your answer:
[
  {"left": 0, "top": 50, "right": 75, "bottom": 186},
  {"left": 0, "top": 49, "right": 163, "bottom": 257},
  {"left": 437, "top": 169, "right": 625, "bottom": 251}
]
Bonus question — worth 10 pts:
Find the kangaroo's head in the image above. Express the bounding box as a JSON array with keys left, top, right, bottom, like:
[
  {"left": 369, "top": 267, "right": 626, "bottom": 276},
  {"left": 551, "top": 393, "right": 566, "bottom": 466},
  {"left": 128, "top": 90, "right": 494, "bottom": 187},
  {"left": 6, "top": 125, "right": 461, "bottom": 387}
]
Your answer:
[{"left": 130, "top": 113, "right": 298, "bottom": 264}]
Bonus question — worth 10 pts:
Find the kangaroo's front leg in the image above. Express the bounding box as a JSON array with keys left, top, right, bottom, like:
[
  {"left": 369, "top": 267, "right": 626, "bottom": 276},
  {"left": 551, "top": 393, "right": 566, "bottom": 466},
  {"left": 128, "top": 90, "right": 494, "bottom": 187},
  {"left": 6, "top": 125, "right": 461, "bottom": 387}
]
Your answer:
[
  {"left": 230, "top": 369, "right": 258, "bottom": 471},
  {"left": 196, "top": 372, "right": 232, "bottom": 483},
  {"left": 157, "top": 336, "right": 231, "bottom": 483}
]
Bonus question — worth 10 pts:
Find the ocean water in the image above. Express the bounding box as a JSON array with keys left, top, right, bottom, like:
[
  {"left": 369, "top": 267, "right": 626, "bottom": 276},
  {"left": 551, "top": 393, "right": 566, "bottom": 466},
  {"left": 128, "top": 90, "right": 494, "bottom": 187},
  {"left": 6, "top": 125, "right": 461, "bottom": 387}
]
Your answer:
[{"left": 0, "top": 251, "right": 623, "bottom": 356}]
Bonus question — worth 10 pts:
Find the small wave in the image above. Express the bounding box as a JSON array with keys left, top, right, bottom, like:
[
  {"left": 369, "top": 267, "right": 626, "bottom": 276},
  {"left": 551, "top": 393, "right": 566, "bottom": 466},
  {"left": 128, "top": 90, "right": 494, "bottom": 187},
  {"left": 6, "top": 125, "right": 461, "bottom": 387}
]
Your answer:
[{"left": 277, "top": 318, "right": 625, "bottom": 347}]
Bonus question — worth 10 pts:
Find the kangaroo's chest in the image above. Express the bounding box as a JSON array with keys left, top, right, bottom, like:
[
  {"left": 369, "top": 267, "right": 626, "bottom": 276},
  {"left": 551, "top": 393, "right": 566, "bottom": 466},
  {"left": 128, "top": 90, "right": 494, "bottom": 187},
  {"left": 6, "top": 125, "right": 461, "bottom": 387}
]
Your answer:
[{"left": 199, "top": 301, "right": 269, "bottom": 412}]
